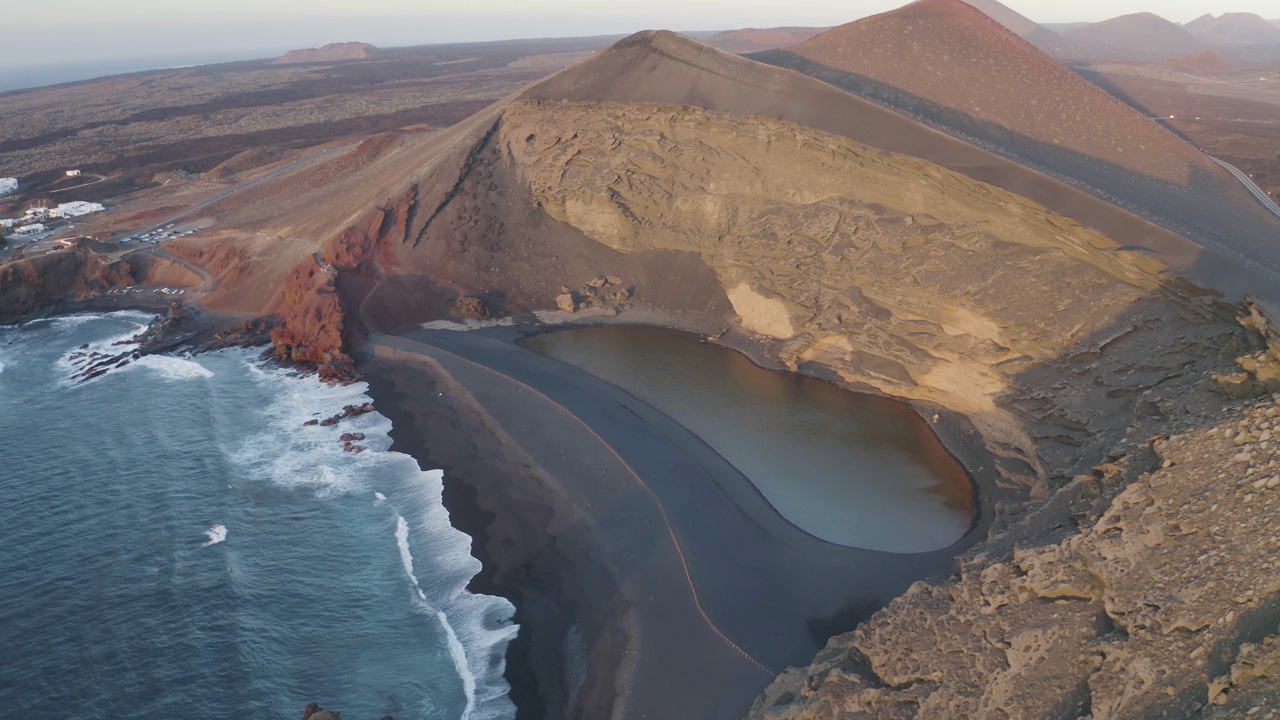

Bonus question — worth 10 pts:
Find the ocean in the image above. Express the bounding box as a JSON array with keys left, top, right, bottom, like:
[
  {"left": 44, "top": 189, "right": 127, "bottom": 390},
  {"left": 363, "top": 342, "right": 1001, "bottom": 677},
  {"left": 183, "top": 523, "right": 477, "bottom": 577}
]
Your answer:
[{"left": 0, "top": 312, "right": 517, "bottom": 720}]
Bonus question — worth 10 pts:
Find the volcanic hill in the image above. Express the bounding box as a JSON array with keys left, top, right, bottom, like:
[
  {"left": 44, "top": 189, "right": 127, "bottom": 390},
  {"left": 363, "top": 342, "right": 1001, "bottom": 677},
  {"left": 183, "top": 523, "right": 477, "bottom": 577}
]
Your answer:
[
  {"left": 766, "top": 0, "right": 1205, "bottom": 183},
  {"left": 751, "top": 0, "right": 1280, "bottom": 274},
  {"left": 270, "top": 42, "right": 376, "bottom": 64},
  {"left": 703, "top": 27, "right": 827, "bottom": 54},
  {"left": 1064, "top": 12, "right": 1205, "bottom": 61},
  {"left": 1161, "top": 50, "right": 1235, "bottom": 75},
  {"left": 1185, "top": 12, "right": 1280, "bottom": 47},
  {"left": 180, "top": 27, "right": 1250, "bottom": 518}
]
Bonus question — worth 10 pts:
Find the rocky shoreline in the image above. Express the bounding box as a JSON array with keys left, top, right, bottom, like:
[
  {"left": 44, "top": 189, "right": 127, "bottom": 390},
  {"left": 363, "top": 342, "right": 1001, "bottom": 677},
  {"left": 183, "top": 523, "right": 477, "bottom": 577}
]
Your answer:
[{"left": 748, "top": 307, "right": 1280, "bottom": 718}]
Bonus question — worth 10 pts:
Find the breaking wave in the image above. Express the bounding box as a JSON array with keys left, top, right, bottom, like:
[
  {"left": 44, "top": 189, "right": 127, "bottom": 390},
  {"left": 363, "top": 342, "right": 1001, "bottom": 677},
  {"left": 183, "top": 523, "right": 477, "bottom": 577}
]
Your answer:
[
  {"left": 230, "top": 351, "right": 519, "bottom": 718},
  {"left": 203, "top": 524, "right": 227, "bottom": 546},
  {"left": 136, "top": 354, "right": 215, "bottom": 381}
]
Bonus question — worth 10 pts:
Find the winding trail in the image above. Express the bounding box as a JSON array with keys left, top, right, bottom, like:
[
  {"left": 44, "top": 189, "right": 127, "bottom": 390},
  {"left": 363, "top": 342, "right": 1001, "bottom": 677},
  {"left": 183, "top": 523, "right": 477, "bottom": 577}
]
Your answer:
[{"left": 49, "top": 174, "right": 106, "bottom": 193}]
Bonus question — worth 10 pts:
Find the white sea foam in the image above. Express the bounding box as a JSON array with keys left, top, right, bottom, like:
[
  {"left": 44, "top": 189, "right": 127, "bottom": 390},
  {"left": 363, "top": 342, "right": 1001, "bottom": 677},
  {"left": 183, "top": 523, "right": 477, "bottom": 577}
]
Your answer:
[
  {"left": 48, "top": 311, "right": 218, "bottom": 387},
  {"left": 392, "top": 469, "right": 519, "bottom": 720},
  {"left": 396, "top": 514, "right": 478, "bottom": 720},
  {"left": 134, "top": 354, "right": 215, "bottom": 381},
  {"left": 0, "top": 360, "right": 6, "bottom": 375},
  {"left": 224, "top": 349, "right": 518, "bottom": 718},
  {"left": 203, "top": 524, "right": 227, "bottom": 546},
  {"left": 39, "top": 311, "right": 153, "bottom": 335}
]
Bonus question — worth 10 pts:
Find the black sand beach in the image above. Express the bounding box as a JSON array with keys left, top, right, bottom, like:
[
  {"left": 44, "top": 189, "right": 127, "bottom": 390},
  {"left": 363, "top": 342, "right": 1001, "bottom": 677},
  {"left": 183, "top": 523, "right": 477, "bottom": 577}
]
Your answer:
[{"left": 357, "top": 325, "right": 1004, "bottom": 720}]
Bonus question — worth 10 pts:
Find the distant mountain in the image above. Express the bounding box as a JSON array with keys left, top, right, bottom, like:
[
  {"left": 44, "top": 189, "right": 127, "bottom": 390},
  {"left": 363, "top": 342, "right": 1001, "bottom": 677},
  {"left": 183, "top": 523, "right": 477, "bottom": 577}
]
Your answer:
[
  {"left": 703, "top": 27, "right": 828, "bottom": 54},
  {"left": 1042, "top": 22, "right": 1091, "bottom": 33},
  {"left": 1160, "top": 50, "right": 1234, "bottom": 75},
  {"left": 958, "top": 0, "right": 1076, "bottom": 56},
  {"left": 1184, "top": 13, "right": 1280, "bottom": 47},
  {"left": 270, "top": 42, "right": 375, "bottom": 65},
  {"left": 959, "top": 0, "right": 1052, "bottom": 41},
  {"left": 1064, "top": 13, "right": 1205, "bottom": 61}
]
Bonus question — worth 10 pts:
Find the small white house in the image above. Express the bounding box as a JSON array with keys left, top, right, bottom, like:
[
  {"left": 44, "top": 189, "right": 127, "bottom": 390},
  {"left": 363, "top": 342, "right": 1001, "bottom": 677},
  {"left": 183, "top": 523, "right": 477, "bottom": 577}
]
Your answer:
[
  {"left": 14, "top": 223, "right": 46, "bottom": 236},
  {"left": 53, "top": 201, "right": 105, "bottom": 218},
  {"left": 65, "top": 169, "right": 82, "bottom": 177},
  {"left": 0, "top": 178, "right": 16, "bottom": 196}
]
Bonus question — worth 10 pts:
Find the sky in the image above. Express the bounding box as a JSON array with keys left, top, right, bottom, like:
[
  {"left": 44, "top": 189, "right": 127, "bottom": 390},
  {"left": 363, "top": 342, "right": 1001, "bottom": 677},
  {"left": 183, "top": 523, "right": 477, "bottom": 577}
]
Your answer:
[{"left": 5, "top": 0, "right": 1279, "bottom": 69}]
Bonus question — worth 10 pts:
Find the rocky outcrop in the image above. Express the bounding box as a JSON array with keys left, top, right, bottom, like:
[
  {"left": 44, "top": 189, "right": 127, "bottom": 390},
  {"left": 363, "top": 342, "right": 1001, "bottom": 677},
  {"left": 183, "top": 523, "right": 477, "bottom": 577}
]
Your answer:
[
  {"left": 750, "top": 392, "right": 1280, "bottom": 719},
  {"left": 316, "top": 403, "right": 376, "bottom": 427},
  {"left": 131, "top": 304, "right": 193, "bottom": 351},
  {"left": 269, "top": 256, "right": 355, "bottom": 381},
  {"left": 553, "top": 276, "right": 632, "bottom": 315},
  {"left": 0, "top": 249, "right": 136, "bottom": 323},
  {"left": 1214, "top": 298, "right": 1280, "bottom": 397},
  {"left": 301, "top": 704, "right": 342, "bottom": 720},
  {"left": 454, "top": 295, "right": 490, "bottom": 319},
  {"left": 300, "top": 704, "right": 392, "bottom": 720},
  {"left": 205, "top": 318, "right": 276, "bottom": 349}
]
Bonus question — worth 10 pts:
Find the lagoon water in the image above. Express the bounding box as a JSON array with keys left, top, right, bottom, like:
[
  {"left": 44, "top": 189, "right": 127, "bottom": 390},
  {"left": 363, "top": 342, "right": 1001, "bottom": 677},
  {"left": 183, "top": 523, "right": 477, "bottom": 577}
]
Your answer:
[
  {"left": 523, "top": 326, "right": 975, "bottom": 553},
  {"left": 0, "top": 313, "right": 516, "bottom": 720}
]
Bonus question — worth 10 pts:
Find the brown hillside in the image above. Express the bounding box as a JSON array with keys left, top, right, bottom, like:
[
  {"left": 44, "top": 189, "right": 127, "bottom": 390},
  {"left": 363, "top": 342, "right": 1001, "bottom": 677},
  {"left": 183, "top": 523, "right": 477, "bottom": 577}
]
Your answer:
[
  {"left": 1185, "top": 12, "right": 1280, "bottom": 47},
  {"left": 782, "top": 0, "right": 1212, "bottom": 184},
  {"left": 1065, "top": 12, "right": 1204, "bottom": 60},
  {"left": 1161, "top": 50, "right": 1235, "bottom": 75},
  {"left": 270, "top": 42, "right": 375, "bottom": 65},
  {"left": 704, "top": 27, "right": 827, "bottom": 54}
]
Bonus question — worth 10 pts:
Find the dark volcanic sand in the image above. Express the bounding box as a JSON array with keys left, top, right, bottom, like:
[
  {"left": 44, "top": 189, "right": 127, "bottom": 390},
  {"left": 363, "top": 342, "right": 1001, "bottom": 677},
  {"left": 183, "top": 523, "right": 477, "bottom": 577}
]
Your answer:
[{"left": 357, "top": 326, "right": 1004, "bottom": 720}]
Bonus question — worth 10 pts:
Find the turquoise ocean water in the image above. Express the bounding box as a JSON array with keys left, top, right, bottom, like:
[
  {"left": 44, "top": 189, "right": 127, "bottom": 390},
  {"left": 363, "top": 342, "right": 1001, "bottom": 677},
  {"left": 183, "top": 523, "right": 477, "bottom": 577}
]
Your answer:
[{"left": 0, "top": 312, "right": 516, "bottom": 720}]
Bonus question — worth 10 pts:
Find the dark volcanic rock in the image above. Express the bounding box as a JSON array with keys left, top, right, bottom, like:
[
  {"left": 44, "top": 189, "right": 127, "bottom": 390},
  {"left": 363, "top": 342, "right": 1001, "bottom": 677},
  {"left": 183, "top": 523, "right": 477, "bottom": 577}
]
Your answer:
[
  {"left": 300, "top": 704, "right": 341, "bottom": 720},
  {"left": 208, "top": 318, "right": 276, "bottom": 348}
]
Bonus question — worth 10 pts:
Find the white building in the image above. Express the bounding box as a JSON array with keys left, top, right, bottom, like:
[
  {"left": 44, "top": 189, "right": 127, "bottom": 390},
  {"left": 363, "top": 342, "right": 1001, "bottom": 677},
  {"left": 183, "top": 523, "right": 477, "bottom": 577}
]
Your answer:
[
  {"left": 65, "top": 169, "right": 82, "bottom": 177},
  {"left": 14, "top": 223, "right": 46, "bottom": 236},
  {"left": 53, "top": 201, "right": 105, "bottom": 218},
  {"left": 0, "top": 178, "right": 16, "bottom": 196}
]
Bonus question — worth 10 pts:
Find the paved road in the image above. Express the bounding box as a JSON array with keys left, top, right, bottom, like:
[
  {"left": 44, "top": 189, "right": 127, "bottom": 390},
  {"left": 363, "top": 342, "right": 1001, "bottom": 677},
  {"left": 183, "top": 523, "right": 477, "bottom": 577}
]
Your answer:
[
  {"left": 127, "top": 145, "right": 350, "bottom": 241},
  {"left": 50, "top": 174, "right": 106, "bottom": 194},
  {"left": 1209, "top": 155, "right": 1280, "bottom": 221},
  {"left": 143, "top": 247, "right": 216, "bottom": 288}
]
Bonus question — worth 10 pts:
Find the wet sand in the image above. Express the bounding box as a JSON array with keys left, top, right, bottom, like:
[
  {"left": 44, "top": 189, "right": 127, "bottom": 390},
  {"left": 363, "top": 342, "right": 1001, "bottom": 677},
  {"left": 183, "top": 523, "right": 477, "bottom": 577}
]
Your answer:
[{"left": 357, "top": 326, "right": 1005, "bottom": 720}]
